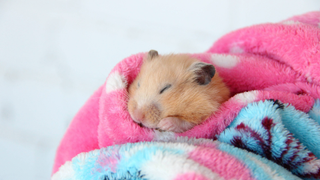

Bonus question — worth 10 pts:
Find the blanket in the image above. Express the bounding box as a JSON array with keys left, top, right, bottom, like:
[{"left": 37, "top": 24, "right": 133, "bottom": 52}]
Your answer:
[
  {"left": 52, "top": 11, "right": 320, "bottom": 179},
  {"left": 52, "top": 137, "right": 302, "bottom": 180}
]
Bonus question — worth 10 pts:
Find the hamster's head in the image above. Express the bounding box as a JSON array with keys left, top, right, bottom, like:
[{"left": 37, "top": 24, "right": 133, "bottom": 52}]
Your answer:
[{"left": 127, "top": 50, "right": 230, "bottom": 133}]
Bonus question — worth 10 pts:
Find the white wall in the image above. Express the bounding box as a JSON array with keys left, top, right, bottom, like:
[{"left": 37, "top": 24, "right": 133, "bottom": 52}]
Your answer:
[{"left": 0, "top": 0, "right": 319, "bottom": 179}]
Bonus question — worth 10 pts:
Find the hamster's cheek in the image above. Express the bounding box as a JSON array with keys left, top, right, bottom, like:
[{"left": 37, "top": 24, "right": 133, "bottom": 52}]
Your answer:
[
  {"left": 127, "top": 98, "right": 136, "bottom": 113},
  {"left": 157, "top": 117, "right": 195, "bottom": 133}
]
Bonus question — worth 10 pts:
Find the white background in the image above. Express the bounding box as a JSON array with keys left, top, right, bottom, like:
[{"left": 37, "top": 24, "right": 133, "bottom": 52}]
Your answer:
[{"left": 0, "top": 0, "right": 319, "bottom": 179}]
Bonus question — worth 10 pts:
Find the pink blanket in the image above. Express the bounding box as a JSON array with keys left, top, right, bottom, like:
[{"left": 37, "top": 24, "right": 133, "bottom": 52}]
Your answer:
[{"left": 52, "top": 11, "right": 320, "bottom": 177}]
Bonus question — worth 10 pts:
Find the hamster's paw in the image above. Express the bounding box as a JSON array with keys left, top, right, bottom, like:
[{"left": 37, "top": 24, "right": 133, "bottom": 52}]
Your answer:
[{"left": 157, "top": 117, "right": 195, "bottom": 133}]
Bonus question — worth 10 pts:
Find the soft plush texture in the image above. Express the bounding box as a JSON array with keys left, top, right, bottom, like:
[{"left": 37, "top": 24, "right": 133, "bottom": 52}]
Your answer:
[
  {"left": 52, "top": 137, "right": 300, "bottom": 180},
  {"left": 52, "top": 11, "right": 320, "bottom": 179}
]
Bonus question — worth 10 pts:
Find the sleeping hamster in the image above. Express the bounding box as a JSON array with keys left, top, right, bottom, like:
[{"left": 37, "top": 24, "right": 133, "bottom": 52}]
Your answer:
[{"left": 127, "top": 50, "right": 230, "bottom": 133}]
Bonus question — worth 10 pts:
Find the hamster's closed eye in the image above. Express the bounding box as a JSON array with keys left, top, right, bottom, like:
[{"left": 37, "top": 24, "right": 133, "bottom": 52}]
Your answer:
[{"left": 160, "top": 84, "right": 171, "bottom": 94}]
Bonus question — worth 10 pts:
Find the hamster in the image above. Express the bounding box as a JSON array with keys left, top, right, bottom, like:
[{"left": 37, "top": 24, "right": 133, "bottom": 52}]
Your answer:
[{"left": 127, "top": 50, "right": 230, "bottom": 133}]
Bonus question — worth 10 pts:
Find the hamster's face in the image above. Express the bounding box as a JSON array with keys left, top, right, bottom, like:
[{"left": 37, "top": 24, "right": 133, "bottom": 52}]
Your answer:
[{"left": 127, "top": 50, "right": 230, "bottom": 133}]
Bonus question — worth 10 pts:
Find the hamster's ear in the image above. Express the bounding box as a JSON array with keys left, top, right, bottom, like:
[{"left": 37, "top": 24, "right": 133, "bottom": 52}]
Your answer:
[
  {"left": 189, "top": 62, "right": 215, "bottom": 85},
  {"left": 147, "top": 50, "right": 159, "bottom": 60}
]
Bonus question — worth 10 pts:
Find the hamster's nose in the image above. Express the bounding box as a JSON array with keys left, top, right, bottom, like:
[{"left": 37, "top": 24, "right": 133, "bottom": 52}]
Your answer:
[{"left": 133, "top": 109, "right": 145, "bottom": 123}]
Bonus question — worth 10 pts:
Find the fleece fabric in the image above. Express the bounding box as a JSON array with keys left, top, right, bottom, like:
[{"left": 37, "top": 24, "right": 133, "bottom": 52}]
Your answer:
[{"left": 52, "top": 11, "right": 320, "bottom": 179}]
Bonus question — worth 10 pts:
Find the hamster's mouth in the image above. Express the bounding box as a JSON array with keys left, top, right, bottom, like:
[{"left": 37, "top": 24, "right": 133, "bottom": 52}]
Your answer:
[
  {"left": 136, "top": 122, "right": 157, "bottom": 129},
  {"left": 135, "top": 122, "right": 164, "bottom": 132},
  {"left": 137, "top": 122, "right": 144, "bottom": 128}
]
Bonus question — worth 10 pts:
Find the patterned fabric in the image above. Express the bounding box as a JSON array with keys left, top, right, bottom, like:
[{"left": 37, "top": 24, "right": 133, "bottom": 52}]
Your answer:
[
  {"left": 52, "top": 138, "right": 300, "bottom": 180},
  {"left": 218, "top": 100, "right": 320, "bottom": 178}
]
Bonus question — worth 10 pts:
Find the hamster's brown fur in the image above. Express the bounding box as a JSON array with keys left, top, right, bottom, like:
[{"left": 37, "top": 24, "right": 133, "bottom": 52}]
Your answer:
[{"left": 127, "top": 50, "right": 230, "bottom": 133}]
